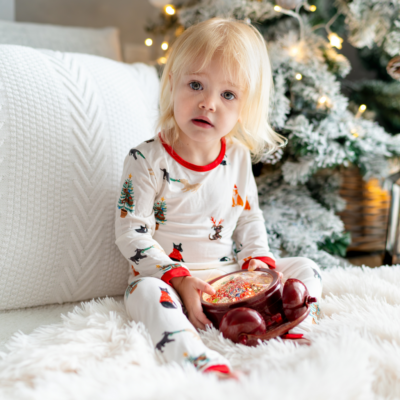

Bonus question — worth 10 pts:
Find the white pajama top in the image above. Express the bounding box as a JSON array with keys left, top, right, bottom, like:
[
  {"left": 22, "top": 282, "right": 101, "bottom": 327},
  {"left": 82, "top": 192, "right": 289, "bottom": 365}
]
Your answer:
[{"left": 115, "top": 132, "right": 276, "bottom": 286}]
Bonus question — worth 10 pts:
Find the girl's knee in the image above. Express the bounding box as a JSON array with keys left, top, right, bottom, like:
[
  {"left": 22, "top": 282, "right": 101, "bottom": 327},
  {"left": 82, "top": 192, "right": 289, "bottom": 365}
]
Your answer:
[
  {"left": 124, "top": 277, "right": 182, "bottom": 318},
  {"left": 294, "top": 257, "right": 322, "bottom": 280},
  {"left": 124, "top": 277, "right": 183, "bottom": 323},
  {"left": 295, "top": 256, "right": 319, "bottom": 268},
  {"left": 125, "top": 277, "right": 174, "bottom": 301}
]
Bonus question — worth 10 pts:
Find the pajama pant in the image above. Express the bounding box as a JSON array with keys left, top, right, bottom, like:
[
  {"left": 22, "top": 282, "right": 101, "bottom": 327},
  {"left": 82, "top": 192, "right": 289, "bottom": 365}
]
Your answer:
[{"left": 124, "top": 257, "right": 323, "bottom": 373}]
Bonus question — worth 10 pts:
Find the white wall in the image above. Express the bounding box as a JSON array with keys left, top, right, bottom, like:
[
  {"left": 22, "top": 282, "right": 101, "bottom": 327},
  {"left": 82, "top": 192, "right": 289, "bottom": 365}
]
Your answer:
[
  {"left": 0, "top": 0, "right": 15, "bottom": 20},
  {"left": 15, "top": 0, "right": 163, "bottom": 62}
]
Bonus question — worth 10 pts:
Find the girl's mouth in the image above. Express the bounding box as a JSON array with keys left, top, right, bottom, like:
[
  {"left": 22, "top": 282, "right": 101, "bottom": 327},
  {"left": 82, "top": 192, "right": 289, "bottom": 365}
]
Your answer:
[{"left": 192, "top": 119, "right": 213, "bottom": 129}]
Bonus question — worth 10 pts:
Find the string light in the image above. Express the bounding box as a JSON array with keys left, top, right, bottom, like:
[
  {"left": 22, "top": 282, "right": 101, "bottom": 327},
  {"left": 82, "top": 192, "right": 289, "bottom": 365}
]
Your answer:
[
  {"left": 164, "top": 5, "right": 175, "bottom": 15},
  {"left": 289, "top": 46, "right": 299, "bottom": 56},
  {"left": 309, "top": 5, "right": 317, "bottom": 12},
  {"left": 295, "top": 73, "right": 302, "bottom": 80},
  {"left": 144, "top": 38, "right": 153, "bottom": 46},
  {"left": 287, "top": 43, "right": 306, "bottom": 61},
  {"left": 351, "top": 128, "right": 359, "bottom": 138},
  {"left": 355, "top": 104, "right": 367, "bottom": 118},
  {"left": 161, "top": 42, "right": 169, "bottom": 51},
  {"left": 158, "top": 57, "right": 167, "bottom": 64},
  {"left": 274, "top": 5, "right": 282, "bottom": 12},
  {"left": 328, "top": 33, "right": 343, "bottom": 49},
  {"left": 317, "top": 95, "right": 331, "bottom": 110},
  {"left": 311, "top": 10, "right": 344, "bottom": 54}
]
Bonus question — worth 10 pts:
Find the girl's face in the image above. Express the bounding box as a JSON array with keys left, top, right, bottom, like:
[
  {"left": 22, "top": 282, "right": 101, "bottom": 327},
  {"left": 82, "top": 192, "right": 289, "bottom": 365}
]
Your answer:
[{"left": 169, "top": 53, "right": 244, "bottom": 148}]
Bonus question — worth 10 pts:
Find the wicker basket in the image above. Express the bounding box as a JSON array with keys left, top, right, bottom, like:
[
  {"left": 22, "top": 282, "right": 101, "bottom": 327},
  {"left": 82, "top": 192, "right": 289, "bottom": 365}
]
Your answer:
[{"left": 338, "top": 166, "right": 391, "bottom": 252}]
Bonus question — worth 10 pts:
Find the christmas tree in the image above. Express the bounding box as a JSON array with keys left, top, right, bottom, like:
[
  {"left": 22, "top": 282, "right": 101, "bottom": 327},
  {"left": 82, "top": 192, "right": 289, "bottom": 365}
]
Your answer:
[
  {"left": 146, "top": 0, "right": 400, "bottom": 268},
  {"left": 154, "top": 197, "right": 167, "bottom": 229},
  {"left": 118, "top": 174, "right": 135, "bottom": 218}
]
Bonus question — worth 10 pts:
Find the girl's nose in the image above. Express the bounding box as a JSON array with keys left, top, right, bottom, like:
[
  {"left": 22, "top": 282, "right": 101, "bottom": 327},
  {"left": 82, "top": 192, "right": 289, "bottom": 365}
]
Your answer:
[{"left": 198, "top": 93, "right": 216, "bottom": 112}]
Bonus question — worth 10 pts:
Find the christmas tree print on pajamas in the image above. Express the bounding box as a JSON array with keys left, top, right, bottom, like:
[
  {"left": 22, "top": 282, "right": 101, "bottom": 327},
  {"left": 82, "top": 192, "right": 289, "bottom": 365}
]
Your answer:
[
  {"left": 117, "top": 174, "right": 134, "bottom": 218},
  {"left": 154, "top": 198, "right": 167, "bottom": 230}
]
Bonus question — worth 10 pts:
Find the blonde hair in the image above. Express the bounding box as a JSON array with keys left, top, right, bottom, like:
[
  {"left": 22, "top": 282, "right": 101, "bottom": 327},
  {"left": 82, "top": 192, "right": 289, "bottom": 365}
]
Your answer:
[{"left": 155, "top": 17, "right": 287, "bottom": 163}]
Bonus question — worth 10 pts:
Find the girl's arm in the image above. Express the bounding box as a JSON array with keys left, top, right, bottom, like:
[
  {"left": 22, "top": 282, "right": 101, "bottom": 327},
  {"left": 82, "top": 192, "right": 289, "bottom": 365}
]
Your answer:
[
  {"left": 232, "top": 151, "right": 276, "bottom": 270},
  {"left": 115, "top": 150, "right": 191, "bottom": 286}
]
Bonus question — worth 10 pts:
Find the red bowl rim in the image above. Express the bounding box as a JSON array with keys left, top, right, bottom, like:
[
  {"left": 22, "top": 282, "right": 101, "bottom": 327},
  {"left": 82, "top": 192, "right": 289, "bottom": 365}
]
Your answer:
[{"left": 200, "top": 268, "right": 280, "bottom": 309}]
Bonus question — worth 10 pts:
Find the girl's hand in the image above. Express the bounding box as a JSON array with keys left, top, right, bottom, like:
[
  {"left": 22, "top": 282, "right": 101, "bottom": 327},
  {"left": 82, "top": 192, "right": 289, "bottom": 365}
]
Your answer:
[
  {"left": 248, "top": 259, "right": 269, "bottom": 271},
  {"left": 248, "top": 259, "right": 283, "bottom": 279},
  {"left": 170, "top": 276, "right": 215, "bottom": 331}
]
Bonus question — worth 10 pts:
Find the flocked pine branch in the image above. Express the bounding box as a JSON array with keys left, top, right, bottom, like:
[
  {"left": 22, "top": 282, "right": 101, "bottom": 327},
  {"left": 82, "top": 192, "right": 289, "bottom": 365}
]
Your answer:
[
  {"left": 256, "top": 170, "right": 351, "bottom": 269},
  {"left": 334, "top": 0, "right": 400, "bottom": 56}
]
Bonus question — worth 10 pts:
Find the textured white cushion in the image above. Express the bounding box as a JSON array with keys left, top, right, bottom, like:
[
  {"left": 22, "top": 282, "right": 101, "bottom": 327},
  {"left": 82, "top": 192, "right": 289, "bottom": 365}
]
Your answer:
[
  {"left": 0, "top": 44, "right": 160, "bottom": 310},
  {"left": 0, "top": 20, "right": 122, "bottom": 61}
]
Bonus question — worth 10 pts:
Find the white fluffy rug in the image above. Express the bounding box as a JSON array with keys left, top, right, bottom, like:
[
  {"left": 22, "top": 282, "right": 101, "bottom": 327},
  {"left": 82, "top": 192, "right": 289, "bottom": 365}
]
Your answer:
[{"left": 1, "top": 265, "right": 400, "bottom": 400}]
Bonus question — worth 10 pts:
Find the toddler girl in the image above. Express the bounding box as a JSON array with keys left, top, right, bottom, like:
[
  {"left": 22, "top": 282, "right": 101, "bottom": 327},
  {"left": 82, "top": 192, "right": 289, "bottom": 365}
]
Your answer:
[{"left": 115, "top": 17, "right": 322, "bottom": 378}]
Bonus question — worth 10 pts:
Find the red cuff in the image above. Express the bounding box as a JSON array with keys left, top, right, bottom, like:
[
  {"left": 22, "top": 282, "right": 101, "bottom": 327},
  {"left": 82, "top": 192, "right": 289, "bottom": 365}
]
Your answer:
[
  {"left": 242, "top": 256, "right": 276, "bottom": 270},
  {"left": 161, "top": 267, "right": 191, "bottom": 286},
  {"left": 203, "top": 364, "right": 231, "bottom": 374},
  {"left": 281, "top": 333, "right": 303, "bottom": 339}
]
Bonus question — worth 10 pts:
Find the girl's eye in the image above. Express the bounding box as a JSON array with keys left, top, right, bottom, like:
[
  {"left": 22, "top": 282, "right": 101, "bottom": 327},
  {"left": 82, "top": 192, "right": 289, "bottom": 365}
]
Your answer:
[
  {"left": 189, "top": 81, "right": 236, "bottom": 100},
  {"left": 189, "top": 81, "right": 202, "bottom": 91},
  {"left": 223, "top": 91, "right": 235, "bottom": 101}
]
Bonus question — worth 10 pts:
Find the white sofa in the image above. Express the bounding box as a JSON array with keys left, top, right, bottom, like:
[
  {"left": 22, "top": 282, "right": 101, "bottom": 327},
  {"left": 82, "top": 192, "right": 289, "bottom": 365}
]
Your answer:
[{"left": 0, "top": 21, "right": 160, "bottom": 348}]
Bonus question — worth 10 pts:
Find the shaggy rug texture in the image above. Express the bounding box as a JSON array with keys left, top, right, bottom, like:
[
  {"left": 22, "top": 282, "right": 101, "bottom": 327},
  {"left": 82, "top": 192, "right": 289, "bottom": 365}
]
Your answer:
[{"left": 0, "top": 265, "right": 400, "bottom": 400}]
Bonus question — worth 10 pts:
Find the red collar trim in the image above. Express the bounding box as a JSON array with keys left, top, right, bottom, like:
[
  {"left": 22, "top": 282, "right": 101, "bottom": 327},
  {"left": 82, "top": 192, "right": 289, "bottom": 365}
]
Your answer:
[{"left": 158, "top": 132, "right": 226, "bottom": 172}]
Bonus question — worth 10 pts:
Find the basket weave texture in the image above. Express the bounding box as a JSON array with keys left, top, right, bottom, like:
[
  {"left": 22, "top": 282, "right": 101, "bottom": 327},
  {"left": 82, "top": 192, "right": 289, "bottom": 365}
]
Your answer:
[{"left": 338, "top": 167, "right": 390, "bottom": 252}]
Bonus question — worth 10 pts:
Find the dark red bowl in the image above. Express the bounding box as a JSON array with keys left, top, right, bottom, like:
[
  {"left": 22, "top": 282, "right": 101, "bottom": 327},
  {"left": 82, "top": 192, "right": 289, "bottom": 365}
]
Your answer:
[{"left": 201, "top": 268, "right": 283, "bottom": 328}]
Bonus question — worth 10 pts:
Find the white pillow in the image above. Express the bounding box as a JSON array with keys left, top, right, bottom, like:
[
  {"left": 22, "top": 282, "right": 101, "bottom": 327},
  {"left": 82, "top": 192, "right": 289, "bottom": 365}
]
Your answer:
[
  {"left": 0, "top": 20, "right": 122, "bottom": 61},
  {"left": 0, "top": 45, "right": 160, "bottom": 310}
]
